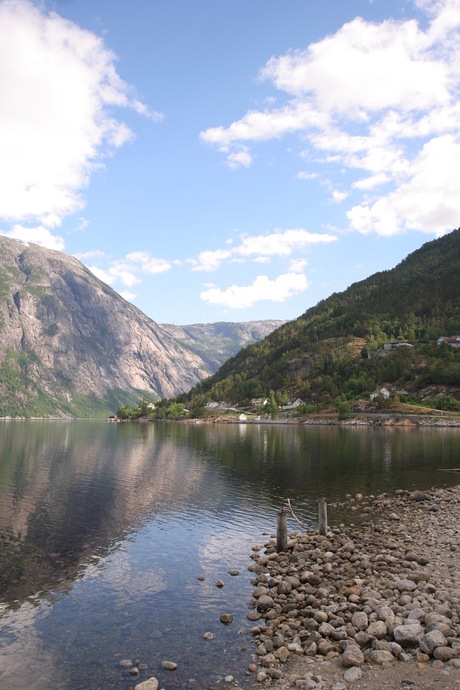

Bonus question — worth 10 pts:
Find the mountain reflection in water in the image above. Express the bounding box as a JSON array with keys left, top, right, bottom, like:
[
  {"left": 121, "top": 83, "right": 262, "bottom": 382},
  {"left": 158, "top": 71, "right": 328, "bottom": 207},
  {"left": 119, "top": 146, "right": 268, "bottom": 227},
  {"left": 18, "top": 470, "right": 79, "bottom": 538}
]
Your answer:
[{"left": 0, "top": 421, "right": 459, "bottom": 690}]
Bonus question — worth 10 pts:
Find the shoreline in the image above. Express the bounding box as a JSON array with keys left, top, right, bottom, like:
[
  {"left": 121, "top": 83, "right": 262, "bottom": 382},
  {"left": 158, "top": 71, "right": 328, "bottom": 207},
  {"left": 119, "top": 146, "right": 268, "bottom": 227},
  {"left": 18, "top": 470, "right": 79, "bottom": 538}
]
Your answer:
[
  {"left": 112, "top": 414, "right": 460, "bottom": 428},
  {"left": 246, "top": 485, "right": 460, "bottom": 690}
]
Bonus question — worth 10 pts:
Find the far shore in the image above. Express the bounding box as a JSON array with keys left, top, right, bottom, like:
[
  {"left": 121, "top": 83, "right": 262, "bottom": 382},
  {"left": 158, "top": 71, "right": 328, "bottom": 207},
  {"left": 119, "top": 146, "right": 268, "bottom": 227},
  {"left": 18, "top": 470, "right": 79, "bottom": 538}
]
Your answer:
[{"left": 111, "top": 413, "right": 460, "bottom": 428}]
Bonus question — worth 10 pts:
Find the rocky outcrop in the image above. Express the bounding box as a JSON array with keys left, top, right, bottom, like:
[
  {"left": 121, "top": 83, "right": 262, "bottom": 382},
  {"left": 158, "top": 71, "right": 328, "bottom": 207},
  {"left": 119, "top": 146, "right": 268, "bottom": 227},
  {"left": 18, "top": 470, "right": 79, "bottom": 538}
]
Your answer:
[{"left": 0, "top": 237, "right": 216, "bottom": 415}]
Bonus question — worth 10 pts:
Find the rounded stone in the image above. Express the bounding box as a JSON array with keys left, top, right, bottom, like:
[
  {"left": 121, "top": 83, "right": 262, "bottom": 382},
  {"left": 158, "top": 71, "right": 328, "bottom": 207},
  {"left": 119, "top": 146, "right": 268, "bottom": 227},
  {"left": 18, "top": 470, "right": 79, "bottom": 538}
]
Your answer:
[
  {"left": 220, "top": 614, "right": 233, "bottom": 625},
  {"left": 419, "top": 630, "right": 447, "bottom": 655},
  {"left": 352, "top": 612, "right": 368, "bottom": 631},
  {"left": 215, "top": 579, "right": 224, "bottom": 588},
  {"left": 395, "top": 580, "right": 417, "bottom": 592},
  {"left": 119, "top": 659, "right": 133, "bottom": 667},
  {"left": 130, "top": 668, "right": 140, "bottom": 676},
  {"left": 229, "top": 570, "right": 239, "bottom": 576},
  {"left": 162, "top": 661, "right": 177, "bottom": 671},
  {"left": 393, "top": 624, "right": 423, "bottom": 647},
  {"left": 135, "top": 678, "right": 159, "bottom": 690},
  {"left": 203, "top": 632, "right": 214, "bottom": 640},
  {"left": 368, "top": 650, "right": 394, "bottom": 664},
  {"left": 257, "top": 595, "right": 274, "bottom": 611},
  {"left": 433, "top": 647, "right": 456, "bottom": 662},
  {"left": 341, "top": 646, "right": 365, "bottom": 668},
  {"left": 343, "top": 666, "right": 363, "bottom": 682},
  {"left": 366, "top": 621, "right": 387, "bottom": 639}
]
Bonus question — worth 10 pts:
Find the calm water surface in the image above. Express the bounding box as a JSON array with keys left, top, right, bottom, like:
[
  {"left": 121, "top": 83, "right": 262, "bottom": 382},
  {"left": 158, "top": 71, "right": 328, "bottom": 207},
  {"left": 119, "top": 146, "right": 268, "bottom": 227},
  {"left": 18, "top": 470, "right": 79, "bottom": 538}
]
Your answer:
[{"left": 0, "top": 421, "right": 459, "bottom": 690}]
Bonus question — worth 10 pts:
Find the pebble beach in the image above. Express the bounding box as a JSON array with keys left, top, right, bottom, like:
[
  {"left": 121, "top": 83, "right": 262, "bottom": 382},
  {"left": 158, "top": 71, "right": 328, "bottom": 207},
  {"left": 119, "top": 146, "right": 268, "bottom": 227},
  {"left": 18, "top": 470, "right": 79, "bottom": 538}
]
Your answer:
[{"left": 245, "top": 485, "right": 460, "bottom": 690}]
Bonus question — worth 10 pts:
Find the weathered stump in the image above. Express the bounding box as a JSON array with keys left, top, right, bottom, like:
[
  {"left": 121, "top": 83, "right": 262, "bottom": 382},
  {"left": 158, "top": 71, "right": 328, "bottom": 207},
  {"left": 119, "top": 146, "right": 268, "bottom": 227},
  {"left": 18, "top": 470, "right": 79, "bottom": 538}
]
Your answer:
[
  {"left": 319, "top": 497, "right": 328, "bottom": 535},
  {"left": 277, "top": 509, "right": 287, "bottom": 552}
]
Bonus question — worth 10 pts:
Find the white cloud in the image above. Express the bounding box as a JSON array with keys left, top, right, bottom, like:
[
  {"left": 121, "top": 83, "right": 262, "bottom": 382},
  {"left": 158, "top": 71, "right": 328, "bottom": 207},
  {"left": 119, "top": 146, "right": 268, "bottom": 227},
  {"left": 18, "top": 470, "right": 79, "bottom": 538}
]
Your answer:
[
  {"left": 191, "top": 248, "right": 232, "bottom": 272},
  {"left": 331, "top": 190, "right": 348, "bottom": 203},
  {"left": 227, "top": 147, "right": 252, "bottom": 169},
  {"left": 191, "top": 228, "right": 337, "bottom": 271},
  {"left": 288, "top": 258, "right": 308, "bottom": 273},
  {"left": 73, "top": 249, "right": 105, "bottom": 260},
  {"left": 0, "top": 224, "right": 64, "bottom": 251},
  {"left": 127, "top": 252, "right": 171, "bottom": 274},
  {"left": 200, "top": 272, "right": 308, "bottom": 309},
  {"left": 119, "top": 291, "right": 137, "bottom": 302},
  {"left": 88, "top": 263, "right": 141, "bottom": 287},
  {"left": 0, "top": 0, "right": 161, "bottom": 233},
  {"left": 297, "top": 171, "right": 318, "bottom": 180},
  {"left": 200, "top": 0, "right": 460, "bottom": 236}
]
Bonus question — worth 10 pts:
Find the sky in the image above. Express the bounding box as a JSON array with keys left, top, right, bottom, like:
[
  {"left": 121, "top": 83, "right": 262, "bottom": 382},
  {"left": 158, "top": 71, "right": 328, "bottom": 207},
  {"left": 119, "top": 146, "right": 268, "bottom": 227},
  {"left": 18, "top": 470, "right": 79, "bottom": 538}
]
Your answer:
[{"left": 0, "top": 0, "right": 459, "bottom": 325}]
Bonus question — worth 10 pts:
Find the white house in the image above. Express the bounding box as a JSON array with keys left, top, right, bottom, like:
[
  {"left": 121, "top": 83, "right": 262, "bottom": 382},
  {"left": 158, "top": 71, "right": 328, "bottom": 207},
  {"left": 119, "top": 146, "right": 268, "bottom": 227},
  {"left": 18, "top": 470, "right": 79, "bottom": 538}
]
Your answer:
[
  {"left": 438, "top": 336, "right": 460, "bottom": 348},
  {"left": 370, "top": 387, "right": 390, "bottom": 400},
  {"left": 205, "top": 401, "right": 219, "bottom": 409},
  {"left": 251, "top": 397, "right": 268, "bottom": 406},
  {"left": 237, "top": 413, "right": 247, "bottom": 421},
  {"left": 282, "top": 398, "right": 304, "bottom": 411},
  {"left": 147, "top": 402, "right": 155, "bottom": 410}
]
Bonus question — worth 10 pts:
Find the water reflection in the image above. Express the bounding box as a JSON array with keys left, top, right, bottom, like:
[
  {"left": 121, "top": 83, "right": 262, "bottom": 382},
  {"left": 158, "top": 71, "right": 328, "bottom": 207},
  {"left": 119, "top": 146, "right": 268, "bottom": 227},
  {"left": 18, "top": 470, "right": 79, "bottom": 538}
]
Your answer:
[{"left": 0, "top": 421, "right": 459, "bottom": 690}]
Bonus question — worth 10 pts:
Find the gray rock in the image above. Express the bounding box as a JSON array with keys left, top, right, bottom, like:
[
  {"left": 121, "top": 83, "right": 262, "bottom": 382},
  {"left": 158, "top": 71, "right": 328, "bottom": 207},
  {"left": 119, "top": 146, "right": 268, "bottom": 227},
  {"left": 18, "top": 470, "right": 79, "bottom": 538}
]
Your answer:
[
  {"left": 419, "top": 630, "right": 447, "bottom": 655},
  {"left": 203, "top": 632, "right": 214, "bottom": 640},
  {"left": 257, "top": 595, "right": 274, "bottom": 611},
  {"left": 135, "top": 679, "right": 158, "bottom": 690},
  {"left": 215, "top": 579, "right": 224, "bottom": 588},
  {"left": 393, "top": 624, "right": 423, "bottom": 647},
  {"left": 220, "top": 614, "right": 233, "bottom": 625},
  {"left": 352, "top": 612, "right": 368, "bottom": 631},
  {"left": 367, "top": 650, "right": 394, "bottom": 664},
  {"left": 343, "top": 666, "right": 363, "bottom": 682},
  {"left": 119, "top": 660, "right": 133, "bottom": 667},
  {"left": 252, "top": 586, "right": 268, "bottom": 598},
  {"left": 434, "top": 647, "right": 456, "bottom": 661},
  {"left": 229, "top": 570, "right": 239, "bottom": 576},
  {"left": 410, "top": 491, "right": 428, "bottom": 501},
  {"left": 395, "top": 580, "right": 417, "bottom": 592},
  {"left": 341, "top": 646, "right": 365, "bottom": 668},
  {"left": 162, "top": 661, "right": 177, "bottom": 671},
  {"left": 366, "top": 621, "right": 387, "bottom": 639}
]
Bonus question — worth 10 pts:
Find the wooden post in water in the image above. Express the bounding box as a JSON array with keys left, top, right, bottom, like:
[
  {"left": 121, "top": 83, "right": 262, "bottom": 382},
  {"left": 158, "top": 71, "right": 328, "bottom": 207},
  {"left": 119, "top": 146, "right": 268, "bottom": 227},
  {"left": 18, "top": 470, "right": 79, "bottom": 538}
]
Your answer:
[
  {"left": 277, "top": 508, "right": 287, "bottom": 553},
  {"left": 319, "top": 498, "right": 328, "bottom": 535}
]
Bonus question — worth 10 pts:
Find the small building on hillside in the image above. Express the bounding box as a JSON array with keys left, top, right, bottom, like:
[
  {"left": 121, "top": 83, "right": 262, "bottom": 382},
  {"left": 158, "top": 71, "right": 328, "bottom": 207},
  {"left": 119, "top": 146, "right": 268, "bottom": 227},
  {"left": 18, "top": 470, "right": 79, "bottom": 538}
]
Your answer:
[
  {"left": 147, "top": 403, "right": 155, "bottom": 410},
  {"left": 205, "top": 401, "right": 219, "bottom": 410},
  {"left": 251, "top": 397, "right": 268, "bottom": 406},
  {"left": 383, "top": 341, "right": 413, "bottom": 350},
  {"left": 282, "top": 398, "right": 304, "bottom": 411},
  {"left": 370, "top": 387, "right": 390, "bottom": 401},
  {"left": 438, "top": 336, "right": 460, "bottom": 348},
  {"left": 237, "top": 413, "right": 247, "bottom": 421}
]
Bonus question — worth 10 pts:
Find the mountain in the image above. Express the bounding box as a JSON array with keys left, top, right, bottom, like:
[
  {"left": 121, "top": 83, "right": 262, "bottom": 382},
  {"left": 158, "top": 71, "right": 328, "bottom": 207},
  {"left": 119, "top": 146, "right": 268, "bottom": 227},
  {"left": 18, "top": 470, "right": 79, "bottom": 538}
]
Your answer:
[
  {"left": 180, "top": 230, "right": 460, "bottom": 410},
  {"left": 0, "top": 236, "right": 218, "bottom": 417},
  {"left": 159, "top": 320, "right": 287, "bottom": 370},
  {"left": 0, "top": 237, "right": 283, "bottom": 418}
]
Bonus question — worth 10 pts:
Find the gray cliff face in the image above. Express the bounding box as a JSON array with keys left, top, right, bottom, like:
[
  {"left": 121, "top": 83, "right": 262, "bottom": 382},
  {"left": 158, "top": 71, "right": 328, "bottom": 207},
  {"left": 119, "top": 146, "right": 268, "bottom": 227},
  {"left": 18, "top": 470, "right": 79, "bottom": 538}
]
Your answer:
[{"left": 0, "top": 237, "right": 214, "bottom": 414}]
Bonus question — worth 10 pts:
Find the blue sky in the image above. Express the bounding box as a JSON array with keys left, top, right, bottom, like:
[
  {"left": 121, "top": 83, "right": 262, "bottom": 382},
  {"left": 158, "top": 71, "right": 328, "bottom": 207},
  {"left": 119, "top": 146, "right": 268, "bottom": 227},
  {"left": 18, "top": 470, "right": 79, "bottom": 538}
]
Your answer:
[{"left": 0, "top": 0, "right": 459, "bottom": 324}]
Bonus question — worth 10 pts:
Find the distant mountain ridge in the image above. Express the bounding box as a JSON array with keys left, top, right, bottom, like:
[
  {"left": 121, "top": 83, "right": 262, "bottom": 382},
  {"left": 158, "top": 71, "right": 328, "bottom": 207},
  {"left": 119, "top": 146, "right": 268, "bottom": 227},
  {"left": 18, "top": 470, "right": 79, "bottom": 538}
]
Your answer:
[
  {"left": 0, "top": 236, "right": 283, "bottom": 417},
  {"left": 159, "top": 320, "right": 287, "bottom": 370}
]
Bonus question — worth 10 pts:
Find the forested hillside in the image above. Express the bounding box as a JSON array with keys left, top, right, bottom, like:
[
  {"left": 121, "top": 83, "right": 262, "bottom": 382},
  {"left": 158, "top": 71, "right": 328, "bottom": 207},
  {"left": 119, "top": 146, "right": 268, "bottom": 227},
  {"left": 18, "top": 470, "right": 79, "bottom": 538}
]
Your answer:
[{"left": 166, "top": 230, "right": 460, "bottom": 416}]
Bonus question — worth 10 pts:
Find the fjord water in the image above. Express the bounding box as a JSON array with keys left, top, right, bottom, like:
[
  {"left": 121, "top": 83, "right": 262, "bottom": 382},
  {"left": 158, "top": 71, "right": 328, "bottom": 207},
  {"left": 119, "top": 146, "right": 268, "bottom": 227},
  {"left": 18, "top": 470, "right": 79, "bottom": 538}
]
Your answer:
[{"left": 0, "top": 422, "right": 459, "bottom": 690}]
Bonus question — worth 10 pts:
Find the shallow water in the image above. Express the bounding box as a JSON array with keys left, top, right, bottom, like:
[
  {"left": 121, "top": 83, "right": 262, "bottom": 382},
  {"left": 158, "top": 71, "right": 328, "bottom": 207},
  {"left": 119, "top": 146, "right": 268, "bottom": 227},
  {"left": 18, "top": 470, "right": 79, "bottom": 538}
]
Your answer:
[{"left": 0, "top": 421, "right": 459, "bottom": 689}]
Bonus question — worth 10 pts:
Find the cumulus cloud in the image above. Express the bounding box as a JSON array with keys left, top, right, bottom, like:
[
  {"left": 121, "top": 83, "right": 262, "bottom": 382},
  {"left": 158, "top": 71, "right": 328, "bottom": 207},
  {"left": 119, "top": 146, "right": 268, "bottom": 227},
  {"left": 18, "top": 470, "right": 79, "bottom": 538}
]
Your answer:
[
  {"left": 88, "top": 263, "right": 141, "bottom": 288},
  {"left": 0, "top": 0, "right": 161, "bottom": 239},
  {"left": 192, "top": 228, "right": 337, "bottom": 271},
  {"left": 0, "top": 224, "right": 64, "bottom": 251},
  {"left": 127, "top": 252, "right": 171, "bottom": 274},
  {"left": 200, "top": 0, "right": 460, "bottom": 236},
  {"left": 86, "top": 250, "right": 172, "bottom": 288},
  {"left": 200, "top": 272, "right": 308, "bottom": 309}
]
